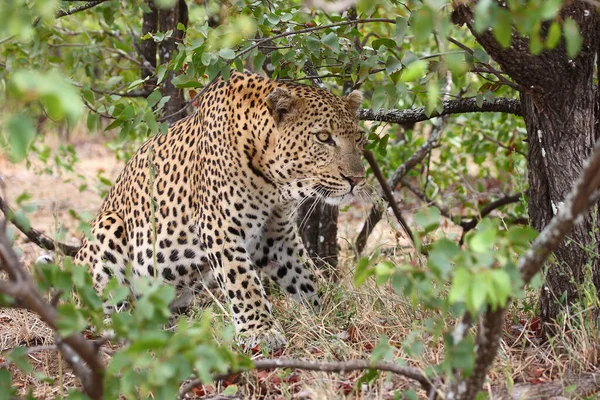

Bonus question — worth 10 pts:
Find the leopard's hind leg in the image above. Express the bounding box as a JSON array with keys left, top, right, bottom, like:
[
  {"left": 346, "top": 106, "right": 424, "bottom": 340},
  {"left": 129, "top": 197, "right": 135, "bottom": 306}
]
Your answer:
[{"left": 74, "top": 211, "right": 130, "bottom": 312}]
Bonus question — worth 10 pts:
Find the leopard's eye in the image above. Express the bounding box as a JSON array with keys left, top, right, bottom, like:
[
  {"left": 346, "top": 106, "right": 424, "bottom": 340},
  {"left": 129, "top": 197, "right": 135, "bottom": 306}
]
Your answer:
[
  {"left": 355, "top": 132, "right": 364, "bottom": 143},
  {"left": 316, "top": 132, "right": 334, "bottom": 144}
]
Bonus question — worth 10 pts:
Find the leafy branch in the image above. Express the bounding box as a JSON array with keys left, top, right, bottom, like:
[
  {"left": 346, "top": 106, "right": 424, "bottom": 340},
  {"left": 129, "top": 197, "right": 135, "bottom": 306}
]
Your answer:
[
  {"left": 357, "top": 97, "right": 521, "bottom": 124},
  {"left": 0, "top": 184, "right": 105, "bottom": 399},
  {"left": 447, "top": 136, "right": 600, "bottom": 400}
]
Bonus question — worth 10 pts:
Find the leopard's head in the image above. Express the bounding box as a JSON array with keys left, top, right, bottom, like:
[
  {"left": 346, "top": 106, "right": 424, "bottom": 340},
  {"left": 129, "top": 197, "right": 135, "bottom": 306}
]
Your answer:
[{"left": 265, "top": 85, "right": 366, "bottom": 205}]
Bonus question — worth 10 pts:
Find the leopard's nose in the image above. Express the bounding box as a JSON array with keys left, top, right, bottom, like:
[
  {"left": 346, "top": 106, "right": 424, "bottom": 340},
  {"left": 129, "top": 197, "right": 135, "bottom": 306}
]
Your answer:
[{"left": 342, "top": 175, "right": 365, "bottom": 189}]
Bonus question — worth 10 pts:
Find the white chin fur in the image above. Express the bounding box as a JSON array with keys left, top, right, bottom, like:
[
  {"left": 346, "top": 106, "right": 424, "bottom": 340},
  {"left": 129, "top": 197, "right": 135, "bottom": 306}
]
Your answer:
[{"left": 324, "top": 193, "right": 354, "bottom": 206}]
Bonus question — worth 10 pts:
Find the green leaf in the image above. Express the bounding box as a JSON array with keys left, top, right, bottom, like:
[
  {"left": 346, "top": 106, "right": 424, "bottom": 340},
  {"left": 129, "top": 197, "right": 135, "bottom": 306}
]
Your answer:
[
  {"left": 473, "top": 48, "right": 489, "bottom": 64},
  {"left": 493, "top": 8, "right": 512, "bottom": 48},
  {"left": 0, "top": 368, "right": 14, "bottom": 400},
  {"left": 400, "top": 60, "right": 427, "bottom": 82},
  {"left": 395, "top": 17, "right": 408, "bottom": 44},
  {"left": 223, "top": 385, "right": 238, "bottom": 395},
  {"left": 546, "top": 21, "right": 562, "bottom": 49},
  {"left": 563, "top": 18, "right": 582, "bottom": 58},
  {"left": 374, "top": 261, "right": 395, "bottom": 285},
  {"left": 7, "top": 347, "right": 33, "bottom": 373},
  {"left": 7, "top": 114, "right": 36, "bottom": 162},
  {"left": 469, "top": 273, "right": 488, "bottom": 313},
  {"left": 56, "top": 304, "right": 88, "bottom": 336},
  {"left": 449, "top": 267, "right": 470, "bottom": 304},
  {"left": 508, "top": 226, "right": 538, "bottom": 249},
  {"left": 468, "top": 225, "right": 497, "bottom": 253},
  {"left": 414, "top": 207, "right": 441, "bottom": 233},
  {"left": 428, "top": 239, "right": 459, "bottom": 278},
  {"left": 371, "top": 85, "right": 386, "bottom": 111},
  {"left": 372, "top": 38, "right": 396, "bottom": 51},
  {"left": 321, "top": 32, "right": 340, "bottom": 52},
  {"left": 219, "top": 48, "right": 236, "bottom": 60},
  {"left": 491, "top": 269, "right": 512, "bottom": 307},
  {"left": 540, "top": 0, "right": 563, "bottom": 20},
  {"left": 385, "top": 56, "right": 402, "bottom": 74},
  {"left": 147, "top": 90, "right": 162, "bottom": 108},
  {"left": 354, "top": 257, "right": 374, "bottom": 286}
]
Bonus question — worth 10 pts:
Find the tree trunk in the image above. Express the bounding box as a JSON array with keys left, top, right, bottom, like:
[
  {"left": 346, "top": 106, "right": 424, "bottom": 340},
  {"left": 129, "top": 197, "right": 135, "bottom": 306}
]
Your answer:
[
  {"left": 157, "top": 0, "right": 188, "bottom": 124},
  {"left": 141, "top": 1, "right": 158, "bottom": 88},
  {"left": 141, "top": 0, "right": 188, "bottom": 123},
  {"left": 452, "top": 2, "right": 600, "bottom": 334}
]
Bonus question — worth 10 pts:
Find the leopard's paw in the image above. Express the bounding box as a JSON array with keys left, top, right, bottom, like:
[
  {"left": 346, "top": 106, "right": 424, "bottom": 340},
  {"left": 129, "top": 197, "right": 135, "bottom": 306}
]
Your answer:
[{"left": 238, "top": 327, "right": 287, "bottom": 352}]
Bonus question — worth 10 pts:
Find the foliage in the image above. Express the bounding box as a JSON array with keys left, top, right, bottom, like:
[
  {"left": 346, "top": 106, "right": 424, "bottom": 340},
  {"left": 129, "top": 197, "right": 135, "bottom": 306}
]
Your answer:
[{"left": 0, "top": 0, "right": 592, "bottom": 398}]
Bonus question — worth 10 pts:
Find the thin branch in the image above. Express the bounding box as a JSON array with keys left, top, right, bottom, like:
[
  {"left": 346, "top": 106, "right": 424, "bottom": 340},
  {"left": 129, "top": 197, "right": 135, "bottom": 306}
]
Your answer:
[
  {"left": 355, "top": 118, "right": 447, "bottom": 254},
  {"left": 447, "top": 37, "right": 523, "bottom": 92},
  {"left": 55, "top": 1, "right": 110, "bottom": 18},
  {"left": 83, "top": 99, "right": 116, "bottom": 120},
  {"left": 363, "top": 150, "right": 415, "bottom": 246},
  {"left": 481, "top": 133, "right": 526, "bottom": 156},
  {"left": 458, "top": 192, "right": 525, "bottom": 244},
  {"left": 0, "top": 194, "right": 79, "bottom": 257},
  {"left": 357, "top": 97, "right": 521, "bottom": 124},
  {"left": 178, "top": 358, "right": 434, "bottom": 399}
]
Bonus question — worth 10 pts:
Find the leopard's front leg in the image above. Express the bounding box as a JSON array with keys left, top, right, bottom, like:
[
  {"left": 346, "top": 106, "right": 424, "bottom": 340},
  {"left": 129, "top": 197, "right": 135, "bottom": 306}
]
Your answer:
[
  {"left": 208, "top": 244, "right": 287, "bottom": 350},
  {"left": 253, "top": 205, "right": 322, "bottom": 311}
]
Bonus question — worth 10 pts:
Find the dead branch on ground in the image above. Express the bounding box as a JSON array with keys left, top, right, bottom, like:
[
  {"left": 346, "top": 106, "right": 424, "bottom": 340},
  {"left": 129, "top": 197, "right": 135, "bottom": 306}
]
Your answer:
[{"left": 178, "top": 358, "right": 436, "bottom": 399}]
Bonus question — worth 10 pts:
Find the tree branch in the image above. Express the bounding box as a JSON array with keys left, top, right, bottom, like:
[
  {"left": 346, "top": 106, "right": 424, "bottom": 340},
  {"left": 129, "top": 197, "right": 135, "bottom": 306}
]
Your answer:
[
  {"left": 363, "top": 150, "right": 415, "bottom": 246},
  {"left": 458, "top": 192, "right": 525, "bottom": 244},
  {"left": 178, "top": 358, "right": 434, "bottom": 399},
  {"left": 0, "top": 193, "right": 105, "bottom": 398},
  {"left": 356, "top": 97, "right": 521, "bottom": 124},
  {"left": 447, "top": 136, "right": 600, "bottom": 400},
  {"left": 55, "top": 1, "right": 110, "bottom": 18},
  {"left": 0, "top": 193, "right": 79, "bottom": 257},
  {"left": 355, "top": 118, "right": 447, "bottom": 254}
]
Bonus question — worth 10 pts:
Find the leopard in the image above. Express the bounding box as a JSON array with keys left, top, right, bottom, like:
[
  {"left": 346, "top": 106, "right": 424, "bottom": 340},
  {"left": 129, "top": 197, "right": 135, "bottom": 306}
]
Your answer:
[{"left": 74, "top": 70, "right": 366, "bottom": 349}]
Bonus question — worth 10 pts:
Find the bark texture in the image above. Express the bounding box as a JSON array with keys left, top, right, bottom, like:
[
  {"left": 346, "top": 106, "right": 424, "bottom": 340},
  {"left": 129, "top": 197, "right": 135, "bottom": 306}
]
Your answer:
[
  {"left": 453, "top": 0, "right": 600, "bottom": 334},
  {"left": 141, "top": 0, "right": 188, "bottom": 124}
]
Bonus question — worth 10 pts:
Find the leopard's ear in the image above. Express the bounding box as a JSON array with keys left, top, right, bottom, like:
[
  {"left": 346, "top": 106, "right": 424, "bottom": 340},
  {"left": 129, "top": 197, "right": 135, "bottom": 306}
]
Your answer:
[
  {"left": 266, "top": 87, "right": 295, "bottom": 124},
  {"left": 344, "top": 90, "right": 363, "bottom": 113}
]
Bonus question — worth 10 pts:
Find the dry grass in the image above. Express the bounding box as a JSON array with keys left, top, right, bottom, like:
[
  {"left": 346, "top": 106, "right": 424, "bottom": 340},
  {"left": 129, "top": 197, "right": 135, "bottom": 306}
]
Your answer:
[{"left": 1, "top": 135, "right": 599, "bottom": 399}]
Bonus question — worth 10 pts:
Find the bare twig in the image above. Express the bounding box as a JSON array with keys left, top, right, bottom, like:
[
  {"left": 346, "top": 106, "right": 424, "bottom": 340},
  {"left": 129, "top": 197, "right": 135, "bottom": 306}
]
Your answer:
[
  {"left": 447, "top": 37, "right": 523, "bottom": 92},
  {"left": 55, "top": 1, "right": 110, "bottom": 18},
  {"left": 355, "top": 118, "right": 447, "bottom": 254},
  {"left": 363, "top": 150, "right": 415, "bottom": 246},
  {"left": 480, "top": 133, "right": 526, "bottom": 156},
  {"left": 178, "top": 358, "right": 434, "bottom": 399},
  {"left": 83, "top": 100, "right": 116, "bottom": 120},
  {"left": 458, "top": 192, "right": 525, "bottom": 244},
  {"left": 0, "top": 194, "right": 79, "bottom": 256},
  {"left": 55, "top": 1, "right": 109, "bottom": 18}
]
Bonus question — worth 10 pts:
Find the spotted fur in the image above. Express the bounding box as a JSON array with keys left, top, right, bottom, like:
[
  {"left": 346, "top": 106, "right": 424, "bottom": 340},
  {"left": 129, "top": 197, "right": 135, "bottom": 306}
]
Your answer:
[{"left": 74, "top": 70, "right": 366, "bottom": 349}]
